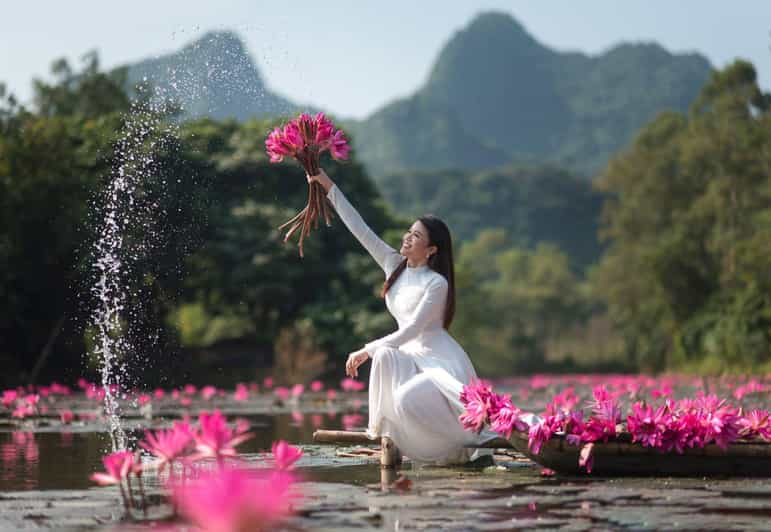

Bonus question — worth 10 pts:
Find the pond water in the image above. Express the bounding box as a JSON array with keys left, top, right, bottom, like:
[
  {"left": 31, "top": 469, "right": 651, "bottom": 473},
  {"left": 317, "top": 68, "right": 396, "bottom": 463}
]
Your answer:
[{"left": 1, "top": 381, "right": 770, "bottom": 530}]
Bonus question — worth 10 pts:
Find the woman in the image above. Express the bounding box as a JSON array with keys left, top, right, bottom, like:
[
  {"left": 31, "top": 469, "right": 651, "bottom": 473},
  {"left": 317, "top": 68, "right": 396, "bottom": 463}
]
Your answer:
[{"left": 309, "top": 168, "right": 498, "bottom": 465}]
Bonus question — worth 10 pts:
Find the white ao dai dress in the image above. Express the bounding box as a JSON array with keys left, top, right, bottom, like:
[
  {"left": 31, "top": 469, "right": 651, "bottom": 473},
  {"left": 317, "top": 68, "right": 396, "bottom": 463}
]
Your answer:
[{"left": 326, "top": 184, "right": 498, "bottom": 465}]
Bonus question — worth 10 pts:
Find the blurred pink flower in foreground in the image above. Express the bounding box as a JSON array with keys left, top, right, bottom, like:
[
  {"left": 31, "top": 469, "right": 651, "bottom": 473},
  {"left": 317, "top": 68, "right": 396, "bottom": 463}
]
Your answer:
[
  {"left": 291, "top": 384, "right": 305, "bottom": 398},
  {"left": 271, "top": 440, "right": 303, "bottom": 470},
  {"left": 262, "top": 377, "right": 274, "bottom": 389},
  {"left": 172, "top": 468, "right": 297, "bottom": 532},
  {"left": 310, "top": 380, "right": 324, "bottom": 392}
]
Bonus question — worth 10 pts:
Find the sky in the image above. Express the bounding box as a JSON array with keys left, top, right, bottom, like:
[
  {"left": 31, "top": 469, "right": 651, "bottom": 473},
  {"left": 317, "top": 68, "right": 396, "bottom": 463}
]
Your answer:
[{"left": 2, "top": 1, "right": 770, "bottom": 119}]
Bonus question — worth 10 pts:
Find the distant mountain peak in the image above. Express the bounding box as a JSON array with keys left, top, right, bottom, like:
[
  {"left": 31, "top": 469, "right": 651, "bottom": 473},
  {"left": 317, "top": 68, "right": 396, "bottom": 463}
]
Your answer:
[
  {"left": 123, "top": 28, "right": 298, "bottom": 121},
  {"left": 465, "top": 10, "right": 536, "bottom": 42},
  {"left": 181, "top": 30, "right": 248, "bottom": 55}
]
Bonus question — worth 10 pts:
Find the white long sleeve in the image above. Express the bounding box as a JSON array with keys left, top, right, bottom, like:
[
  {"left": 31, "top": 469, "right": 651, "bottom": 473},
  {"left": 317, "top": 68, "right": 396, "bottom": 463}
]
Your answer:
[
  {"left": 365, "top": 274, "right": 447, "bottom": 352},
  {"left": 326, "top": 184, "right": 401, "bottom": 275}
]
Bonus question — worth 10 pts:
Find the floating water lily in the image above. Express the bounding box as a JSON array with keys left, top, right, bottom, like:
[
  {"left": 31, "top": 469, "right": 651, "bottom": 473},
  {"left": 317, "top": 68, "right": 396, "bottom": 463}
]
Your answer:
[
  {"left": 191, "top": 410, "right": 254, "bottom": 468},
  {"left": 89, "top": 450, "right": 137, "bottom": 510},
  {"left": 265, "top": 112, "right": 350, "bottom": 257},
  {"left": 271, "top": 440, "right": 303, "bottom": 470},
  {"left": 139, "top": 421, "right": 194, "bottom": 476}
]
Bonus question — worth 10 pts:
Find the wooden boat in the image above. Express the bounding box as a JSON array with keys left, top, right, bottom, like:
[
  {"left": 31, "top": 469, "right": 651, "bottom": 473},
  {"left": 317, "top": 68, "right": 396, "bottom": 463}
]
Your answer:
[{"left": 508, "top": 431, "right": 771, "bottom": 476}]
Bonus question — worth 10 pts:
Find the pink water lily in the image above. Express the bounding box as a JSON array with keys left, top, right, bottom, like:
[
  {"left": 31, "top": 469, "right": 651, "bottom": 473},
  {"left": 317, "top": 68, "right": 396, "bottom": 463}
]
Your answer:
[
  {"left": 274, "top": 386, "right": 290, "bottom": 401},
  {"left": 458, "top": 380, "right": 494, "bottom": 433},
  {"left": 739, "top": 409, "right": 771, "bottom": 440},
  {"left": 528, "top": 414, "right": 562, "bottom": 455},
  {"left": 340, "top": 378, "right": 365, "bottom": 392},
  {"left": 172, "top": 467, "right": 297, "bottom": 532},
  {"left": 12, "top": 404, "right": 34, "bottom": 418},
  {"left": 90, "top": 450, "right": 134, "bottom": 486},
  {"left": 2, "top": 390, "right": 18, "bottom": 408},
  {"left": 201, "top": 386, "right": 218, "bottom": 401},
  {"left": 60, "top": 410, "right": 75, "bottom": 424},
  {"left": 137, "top": 393, "right": 152, "bottom": 407},
  {"left": 271, "top": 440, "right": 303, "bottom": 470},
  {"left": 626, "top": 402, "right": 669, "bottom": 448},
  {"left": 233, "top": 383, "right": 249, "bottom": 401},
  {"left": 139, "top": 421, "right": 194, "bottom": 474},
  {"left": 191, "top": 410, "right": 254, "bottom": 467},
  {"left": 490, "top": 393, "right": 528, "bottom": 434}
]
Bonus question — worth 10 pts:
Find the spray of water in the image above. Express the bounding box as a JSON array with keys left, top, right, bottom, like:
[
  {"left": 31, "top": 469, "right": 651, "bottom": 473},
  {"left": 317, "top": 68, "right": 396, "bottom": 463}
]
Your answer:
[
  {"left": 89, "top": 28, "right": 296, "bottom": 450},
  {"left": 90, "top": 93, "right": 175, "bottom": 450}
]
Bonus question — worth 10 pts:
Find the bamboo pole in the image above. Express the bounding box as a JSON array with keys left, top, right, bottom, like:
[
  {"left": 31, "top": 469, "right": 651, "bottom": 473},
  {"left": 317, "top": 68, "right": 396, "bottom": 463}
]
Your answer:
[
  {"left": 381, "top": 436, "right": 401, "bottom": 468},
  {"left": 312, "top": 430, "right": 514, "bottom": 449}
]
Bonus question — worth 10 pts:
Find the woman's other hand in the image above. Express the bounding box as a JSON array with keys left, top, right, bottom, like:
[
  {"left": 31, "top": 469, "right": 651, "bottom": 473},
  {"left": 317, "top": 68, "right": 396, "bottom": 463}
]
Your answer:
[
  {"left": 345, "top": 348, "right": 370, "bottom": 378},
  {"left": 306, "top": 168, "right": 334, "bottom": 193}
]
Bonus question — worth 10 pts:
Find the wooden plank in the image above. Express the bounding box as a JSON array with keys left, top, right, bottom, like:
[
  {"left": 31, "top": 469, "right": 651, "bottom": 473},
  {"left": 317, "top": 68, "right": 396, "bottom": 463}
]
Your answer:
[{"left": 312, "top": 430, "right": 514, "bottom": 449}]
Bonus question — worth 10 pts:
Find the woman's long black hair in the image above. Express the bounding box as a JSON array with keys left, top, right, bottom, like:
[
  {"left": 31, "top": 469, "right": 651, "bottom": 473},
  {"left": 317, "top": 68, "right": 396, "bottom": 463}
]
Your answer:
[{"left": 380, "top": 215, "right": 456, "bottom": 329}]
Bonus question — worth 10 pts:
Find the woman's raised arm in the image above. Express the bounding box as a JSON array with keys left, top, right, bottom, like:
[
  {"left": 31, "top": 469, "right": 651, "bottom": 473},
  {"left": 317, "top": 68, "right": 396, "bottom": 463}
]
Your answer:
[{"left": 309, "top": 169, "right": 400, "bottom": 274}]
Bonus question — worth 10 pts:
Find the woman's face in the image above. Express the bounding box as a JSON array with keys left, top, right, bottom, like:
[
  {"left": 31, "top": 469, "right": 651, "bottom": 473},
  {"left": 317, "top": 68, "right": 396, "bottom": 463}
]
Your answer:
[{"left": 400, "top": 220, "right": 437, "bottom": 263}]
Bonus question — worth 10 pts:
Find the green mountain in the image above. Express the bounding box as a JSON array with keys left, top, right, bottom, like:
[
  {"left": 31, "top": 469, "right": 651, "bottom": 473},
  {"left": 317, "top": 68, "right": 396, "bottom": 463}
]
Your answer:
[
  {"left": 350, "top": 11, "right": 712, "bottom": 178},
  {"left": 379, "top": 164, "right": 604, "bottom": 269},
  {"left": 123, "top": 30, "right": 301, "bottom": 120}
]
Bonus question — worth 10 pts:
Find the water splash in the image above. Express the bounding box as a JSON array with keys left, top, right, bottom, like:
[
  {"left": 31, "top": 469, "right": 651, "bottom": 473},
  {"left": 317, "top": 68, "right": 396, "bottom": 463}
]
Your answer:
[
  {"left": 89, "top": 27, "right": 306, "bottom": 451},
  {"left": 90, "top": 92, "right": 176, "bottom": 451}
]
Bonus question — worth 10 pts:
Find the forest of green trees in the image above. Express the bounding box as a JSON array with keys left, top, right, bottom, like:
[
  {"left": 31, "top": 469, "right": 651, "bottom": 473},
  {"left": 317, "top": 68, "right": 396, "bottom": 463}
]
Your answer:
[{"left": 1, "top": 54, "right": 769, "bottom": 388}]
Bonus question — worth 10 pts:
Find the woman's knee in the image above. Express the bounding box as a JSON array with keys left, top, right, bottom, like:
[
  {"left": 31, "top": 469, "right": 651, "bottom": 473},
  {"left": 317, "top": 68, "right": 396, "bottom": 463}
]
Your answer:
[
  {"left": 394, "top": 375, "right": 437, "bottom": 415},
  {"left": 371, "top": 345, "right": 399, "bottom": 365}
]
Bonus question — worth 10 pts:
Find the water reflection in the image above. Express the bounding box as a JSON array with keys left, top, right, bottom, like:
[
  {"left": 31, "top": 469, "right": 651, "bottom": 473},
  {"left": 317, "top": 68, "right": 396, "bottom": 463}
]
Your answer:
[{"left": 0, "top": 412, "right": 346, "bottom": 491}]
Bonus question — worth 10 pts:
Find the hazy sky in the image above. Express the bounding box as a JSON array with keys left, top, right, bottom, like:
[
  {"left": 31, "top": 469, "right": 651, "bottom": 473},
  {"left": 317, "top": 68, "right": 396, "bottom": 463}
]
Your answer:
[{"left": 3, "top": 1, "right": 769, "bottom": 119}]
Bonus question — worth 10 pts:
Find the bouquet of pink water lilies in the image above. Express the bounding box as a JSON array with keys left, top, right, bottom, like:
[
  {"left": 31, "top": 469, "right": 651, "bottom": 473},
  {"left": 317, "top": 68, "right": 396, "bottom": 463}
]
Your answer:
[
  {"left": 265, "top": 112, "right": 350, "bottom": 257},
  {"left": 460, "top": 379, "right": 771, "bottom": 474}
]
